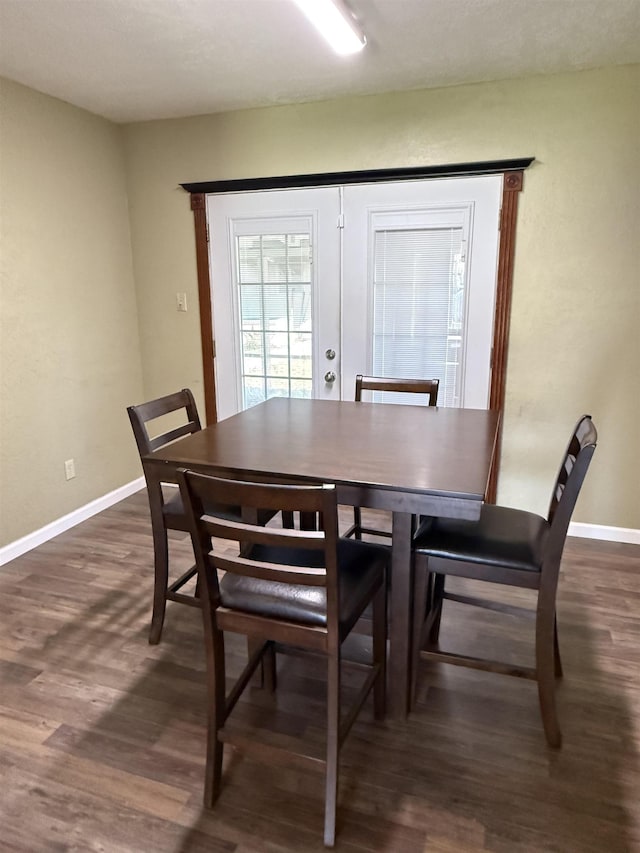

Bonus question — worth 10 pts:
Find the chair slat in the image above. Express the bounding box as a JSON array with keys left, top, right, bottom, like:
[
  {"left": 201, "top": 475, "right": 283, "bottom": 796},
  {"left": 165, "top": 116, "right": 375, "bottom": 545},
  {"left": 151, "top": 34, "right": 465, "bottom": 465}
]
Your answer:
[
  {"left": 212, "top": 553, "right": 327, "bottom": 586},
  {"left": 147, "top": 421, "right": 199, "bottom": 451},
  {"left": 202, "top": 514, "right": 326, "bottom": 550},
  {"left": 355, "top": 374, "right": 439, "bottom": 404}
]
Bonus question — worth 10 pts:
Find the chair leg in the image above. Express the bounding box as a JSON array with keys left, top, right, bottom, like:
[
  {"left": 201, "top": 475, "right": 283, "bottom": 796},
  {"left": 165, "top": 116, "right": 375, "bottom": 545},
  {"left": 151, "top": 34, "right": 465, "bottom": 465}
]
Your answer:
[
  {"left": 247, "top": 636, "right": 277, "bottom": 691},
  {"left": 149, "top": 527, "right": 169, "bottom": 645},
  {"left": 427, "top": 573, "right": 445, "bottom": 645},
  {"left": 353, "top": 507, "right": 362, "bottom": 540},
  {"left": 204, "top": 625, "right": 226, "bottom": 807},
  {"left": 536, "top": 614, "right": 562, "bottom": 749},
  {"left": 324, "top": 649, "right": 340, "bottom": 847},
  {"left": 553, "top": 614, "right": 563, "bottom": 679},
  {"left": 262, "top": 641, "right": 277, "bottom": 692},
  {"left": 372, "top": 582, "right": 387, "bottom": 720}
]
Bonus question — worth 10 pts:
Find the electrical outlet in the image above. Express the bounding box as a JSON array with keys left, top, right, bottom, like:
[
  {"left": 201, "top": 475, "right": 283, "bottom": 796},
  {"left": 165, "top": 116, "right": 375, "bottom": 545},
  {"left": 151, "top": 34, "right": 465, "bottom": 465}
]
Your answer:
[
  {"left": 64, "top": 458, "right": 76, "bottom": 480},
  {"left": 176, "top": 292, "right": 188, "bottom": 312}
]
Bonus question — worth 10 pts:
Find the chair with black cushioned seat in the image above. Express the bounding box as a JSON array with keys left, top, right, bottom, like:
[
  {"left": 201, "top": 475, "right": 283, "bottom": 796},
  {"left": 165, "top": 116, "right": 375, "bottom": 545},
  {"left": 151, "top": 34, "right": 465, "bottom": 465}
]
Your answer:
[
  {"left": 411, "top": 415, "right": 597, "bottom": 747},
  {"left": 177, "top": 470, "right": 388, "bottom": 848},
  {"left": 344, "top": 374, "right": 439, "bottom": 541},
  {"left": 128, "top": 388, "right": 276, "bottom": 644}
]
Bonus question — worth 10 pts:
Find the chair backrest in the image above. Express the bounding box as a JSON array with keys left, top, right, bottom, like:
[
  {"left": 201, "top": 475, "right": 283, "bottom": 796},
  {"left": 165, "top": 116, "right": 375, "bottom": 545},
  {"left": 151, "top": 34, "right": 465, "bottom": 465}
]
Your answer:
[
  {"left": 545, "top": 414, "right": 598, "bottom": 561},
  {"left": 178, "top": 470, "right": 341, "bottom": 623},
  {"left": 127, "top": 388, "right": 201, "bottom": 457},
  {"left": 355, "top": 375, "right": 439, "bottom": 406}
]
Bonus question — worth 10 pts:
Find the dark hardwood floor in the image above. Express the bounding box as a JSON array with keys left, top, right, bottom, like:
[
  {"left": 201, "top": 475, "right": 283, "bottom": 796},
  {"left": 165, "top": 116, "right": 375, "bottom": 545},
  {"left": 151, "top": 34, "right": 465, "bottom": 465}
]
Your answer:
[{"left": 1, "top": 492, "right": 638, "bottom": 852}]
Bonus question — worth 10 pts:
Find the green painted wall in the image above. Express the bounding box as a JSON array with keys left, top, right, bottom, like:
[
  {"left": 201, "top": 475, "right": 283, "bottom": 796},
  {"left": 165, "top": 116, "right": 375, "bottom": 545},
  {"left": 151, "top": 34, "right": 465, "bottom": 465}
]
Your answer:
[{"left": 0, "top": 78, "right": 144, "bottom": 545}]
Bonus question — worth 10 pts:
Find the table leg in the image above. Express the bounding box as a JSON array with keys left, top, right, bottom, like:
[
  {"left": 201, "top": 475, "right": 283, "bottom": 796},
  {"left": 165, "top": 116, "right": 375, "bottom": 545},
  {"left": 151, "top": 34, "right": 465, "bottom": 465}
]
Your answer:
[{"left": 388, "top": 511, "right": 413, "bottom": 719}]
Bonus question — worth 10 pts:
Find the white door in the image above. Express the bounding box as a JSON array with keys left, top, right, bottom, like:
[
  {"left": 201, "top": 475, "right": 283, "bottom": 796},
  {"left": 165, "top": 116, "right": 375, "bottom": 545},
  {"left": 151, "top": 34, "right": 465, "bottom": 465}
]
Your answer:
[
  {"left": 208, "top": 188, "right": 341, "bottom": 420},
  {"left": 341, "top": 176, "right": 502, "bottom": 408},
  {"left": 208, "top": 176, "right": 502, "bottom": 416}
]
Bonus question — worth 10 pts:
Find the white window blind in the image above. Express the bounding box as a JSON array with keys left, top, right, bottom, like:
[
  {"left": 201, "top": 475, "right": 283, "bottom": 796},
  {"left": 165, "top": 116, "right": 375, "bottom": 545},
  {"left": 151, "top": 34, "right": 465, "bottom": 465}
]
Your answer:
[{"left": 372, "top": 222, "right": 467, "bottom": 407}]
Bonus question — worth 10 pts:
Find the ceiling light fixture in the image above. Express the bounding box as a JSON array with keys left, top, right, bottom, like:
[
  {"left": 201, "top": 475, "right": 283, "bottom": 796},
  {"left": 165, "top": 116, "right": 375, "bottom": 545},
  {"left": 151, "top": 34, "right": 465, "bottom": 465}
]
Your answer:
[{"left": 293, "top": 0, "right": 366, "bottom": 56}]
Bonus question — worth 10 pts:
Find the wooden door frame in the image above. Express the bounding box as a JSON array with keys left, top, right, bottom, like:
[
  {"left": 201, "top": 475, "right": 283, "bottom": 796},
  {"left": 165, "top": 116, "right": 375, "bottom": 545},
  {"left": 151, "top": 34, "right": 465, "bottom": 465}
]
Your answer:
[{"left": 184, "top": 158, "right": 533, "bottom": 500}]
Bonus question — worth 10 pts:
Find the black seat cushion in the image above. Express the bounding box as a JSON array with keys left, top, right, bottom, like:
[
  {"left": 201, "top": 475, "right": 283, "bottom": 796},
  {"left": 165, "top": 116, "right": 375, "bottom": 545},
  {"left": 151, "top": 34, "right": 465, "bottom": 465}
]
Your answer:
[
  {"left": 219, "top": 539, "right": 388, "bottom": 630},
  {"left": 413, "top": 504, "right": 549, "bottom": 573}
]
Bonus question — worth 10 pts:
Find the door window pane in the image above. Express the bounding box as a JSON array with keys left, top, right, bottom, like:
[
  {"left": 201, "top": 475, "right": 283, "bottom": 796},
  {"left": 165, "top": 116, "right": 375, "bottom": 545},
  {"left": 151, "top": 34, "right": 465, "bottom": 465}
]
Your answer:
[
  {"left": 290, "top": 379, "right": 313, "bottom": 398},
  {"left": 243, "top": 376, "right": 266, "bottom": 408},
  {"left": 241, "top": 332, "right": 264, "bottom": 375},
  {"left": 236, "top": 234, "right": 312, "bottom": 409},
  {"left": 372, "top": 227, "right": 465, "bottom": 407}
]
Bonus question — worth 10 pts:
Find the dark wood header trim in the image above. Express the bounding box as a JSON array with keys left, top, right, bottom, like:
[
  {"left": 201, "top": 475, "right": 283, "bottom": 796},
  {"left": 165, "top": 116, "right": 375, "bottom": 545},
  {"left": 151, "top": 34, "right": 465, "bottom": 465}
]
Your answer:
[{"left": 181, "top": 158, "right": 534, "bottom": 195}]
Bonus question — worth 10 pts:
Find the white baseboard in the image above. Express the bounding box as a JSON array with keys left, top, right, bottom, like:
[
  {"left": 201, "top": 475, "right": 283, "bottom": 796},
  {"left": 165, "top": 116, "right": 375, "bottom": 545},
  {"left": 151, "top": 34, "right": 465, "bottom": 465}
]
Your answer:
[
  {"left": 1, "top": 483, "right": 636, "bottom": 567},
  {"left": 0, "top": 477, "right": 146, "bottom": 567},
  {"left": 569, "top": 522, "right": 640, "bottom": 545}
]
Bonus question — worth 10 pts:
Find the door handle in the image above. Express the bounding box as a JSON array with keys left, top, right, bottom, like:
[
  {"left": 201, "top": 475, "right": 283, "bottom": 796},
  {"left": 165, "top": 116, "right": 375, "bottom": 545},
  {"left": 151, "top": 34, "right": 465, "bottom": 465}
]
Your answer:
[{"left": 324, "top": 371, "right": 336, "bottom": 384}]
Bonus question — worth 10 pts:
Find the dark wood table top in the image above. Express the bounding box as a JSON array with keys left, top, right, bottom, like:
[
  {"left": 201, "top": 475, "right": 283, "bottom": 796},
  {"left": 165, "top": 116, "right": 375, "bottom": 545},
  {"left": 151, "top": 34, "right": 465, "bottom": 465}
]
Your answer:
[{"left": 146, "top": 397, "right": 499, "bottom": 506}]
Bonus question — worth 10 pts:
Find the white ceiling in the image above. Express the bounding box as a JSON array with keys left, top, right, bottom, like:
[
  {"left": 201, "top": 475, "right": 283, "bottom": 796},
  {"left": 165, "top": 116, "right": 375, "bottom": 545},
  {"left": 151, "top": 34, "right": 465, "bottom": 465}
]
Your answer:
[{"left": 0, "top": 0, "right": 639, "bottom": 124}]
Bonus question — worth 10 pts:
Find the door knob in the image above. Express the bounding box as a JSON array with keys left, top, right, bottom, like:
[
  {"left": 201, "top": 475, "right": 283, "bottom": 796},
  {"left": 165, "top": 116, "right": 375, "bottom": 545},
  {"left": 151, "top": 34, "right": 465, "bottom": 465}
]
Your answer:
[{"left": 324, "top": 371, "right": 336, "bottom": 383}]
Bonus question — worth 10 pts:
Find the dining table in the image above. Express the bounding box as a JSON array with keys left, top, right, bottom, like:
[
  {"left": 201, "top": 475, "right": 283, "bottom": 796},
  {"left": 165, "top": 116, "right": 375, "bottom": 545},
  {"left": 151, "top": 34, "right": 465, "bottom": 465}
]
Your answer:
[{"left": 143, "top": 396, "right": 499, "bottom": 719}]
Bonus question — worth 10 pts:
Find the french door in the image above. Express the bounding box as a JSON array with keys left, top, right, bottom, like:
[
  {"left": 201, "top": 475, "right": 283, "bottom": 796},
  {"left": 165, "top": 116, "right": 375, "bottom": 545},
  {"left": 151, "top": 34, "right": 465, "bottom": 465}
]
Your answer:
[
  {"left": 208, "top": 188, "right": 341, "bottom": 420},
  {"left": 207, "top": 176, "right": 502, "bottom": 419},
  {"left": 341, "top": 177, "right": 501, "bottom": 409}
]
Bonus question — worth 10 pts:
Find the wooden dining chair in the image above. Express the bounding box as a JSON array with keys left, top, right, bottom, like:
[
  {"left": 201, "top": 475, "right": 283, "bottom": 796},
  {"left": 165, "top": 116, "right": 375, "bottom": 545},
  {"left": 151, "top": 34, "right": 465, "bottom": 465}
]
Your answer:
[
  {"left": 411, "top": 415, "right": 598, "bottom": 747},
  {"left": 127, "top": 389, "right": 205, "bottom": 643},
  {"left": 344, "top": 374, "right": 440, "bottom": 541},
  {"left": 128, "top": 388, "right": 277, "bottom": 644},
  {"left": 177, "top": 470, "right": 388, "bottom": 848}
]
